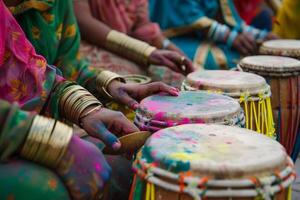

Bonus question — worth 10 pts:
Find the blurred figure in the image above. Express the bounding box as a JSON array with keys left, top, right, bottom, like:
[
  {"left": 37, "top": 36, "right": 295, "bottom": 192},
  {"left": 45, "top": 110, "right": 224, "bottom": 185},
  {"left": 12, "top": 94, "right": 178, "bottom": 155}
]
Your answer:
[
  {"left": 273, "top": 0, "right": 300, "bottom": 39},
  {"left": 149, "top": 0, "right": 277, "bottom": 70},
  {"left": 234, "top": 0, "right": 273, "bottom": 31}
]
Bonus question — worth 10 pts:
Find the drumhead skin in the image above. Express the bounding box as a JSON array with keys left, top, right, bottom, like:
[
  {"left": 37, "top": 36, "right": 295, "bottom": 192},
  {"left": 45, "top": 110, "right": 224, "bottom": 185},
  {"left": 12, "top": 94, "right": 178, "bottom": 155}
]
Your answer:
[
  {"left": 136, "top": 91, "right": 241, "bottom": 125},
  {"left": 260, "top": 39, "right": 300, "bottom": 59},
  {"left": 239, "top": 55, "right": 300, "bottom": 74},
  {"left": 142, "top": 124, "right": 287, "bottom": 178},
  {"left": 185, "top": 70, "right": 267, "bottom": 95}
]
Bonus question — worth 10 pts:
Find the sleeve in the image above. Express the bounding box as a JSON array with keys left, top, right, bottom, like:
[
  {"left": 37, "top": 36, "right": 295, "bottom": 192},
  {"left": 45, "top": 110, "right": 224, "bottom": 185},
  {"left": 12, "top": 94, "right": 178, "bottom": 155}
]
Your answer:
[
  {"left": 53, "top": 0, "right": 97, "bottom": 86},
  {"left": 0, "top": 100, "right": 34, "bottom": 162},
  {"left": 131, "top": 0, "right": 162, "bottom": 43}
]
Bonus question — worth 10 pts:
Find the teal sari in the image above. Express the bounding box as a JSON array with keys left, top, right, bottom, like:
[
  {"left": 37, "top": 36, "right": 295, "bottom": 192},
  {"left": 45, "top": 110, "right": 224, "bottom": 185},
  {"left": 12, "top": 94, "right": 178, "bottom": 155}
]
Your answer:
[{"left": 149, "top": 0, "right": 244, "bottom": 70}]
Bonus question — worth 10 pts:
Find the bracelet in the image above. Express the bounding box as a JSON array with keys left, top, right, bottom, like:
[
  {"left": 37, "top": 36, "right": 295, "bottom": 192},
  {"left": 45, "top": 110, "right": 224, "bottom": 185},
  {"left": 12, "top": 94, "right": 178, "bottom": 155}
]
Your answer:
[
  {"left": 106, "top": 30, "right": 157, "bottom": 66},
  {"left": 21, "top": 115, "right": 73, "bottom": 168},
  {"left": 95, "top": 70, "right": 126, "bottom": 99},
  {"left": 162, "top": 38, "right": 171, "bottom": 49},
  {"left": 207, "top": 21, "right": 218, "bottom": 39},
  {"left": 79, "top": 105, "right": 103, "bottom": 127},
  {"left": 226, "top": 30, "right": 238, "bottom": 48},
  {"left": 59, "top": 84, "right": 102, "bottom": 124}
]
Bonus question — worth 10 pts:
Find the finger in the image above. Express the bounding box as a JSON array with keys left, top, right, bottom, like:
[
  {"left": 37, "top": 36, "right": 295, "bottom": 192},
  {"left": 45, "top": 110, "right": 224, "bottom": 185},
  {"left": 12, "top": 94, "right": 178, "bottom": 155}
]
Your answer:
[
  {"left": 183, "top": 58, "right": 195, "bottom": 74},
  {"left": 140, "top": 82, "right": 179, "bottom": 97},
  {"left": 164, "top": 52, "right": 187, "bottom": 73},
  {"left": 93, "top": 122, "right": 121, "bottom": 150},
  {"left": 118, "top": 116, "right": 140, "bottom": 134},
  {"left": 159, "top": 55, "right": 182, "bottom": 73},
  {"left": 115, "top": 88, "right": 139, "bottom": 110},
  {"left": 243, "top": 34, "right": 257, "bottom": 53}
]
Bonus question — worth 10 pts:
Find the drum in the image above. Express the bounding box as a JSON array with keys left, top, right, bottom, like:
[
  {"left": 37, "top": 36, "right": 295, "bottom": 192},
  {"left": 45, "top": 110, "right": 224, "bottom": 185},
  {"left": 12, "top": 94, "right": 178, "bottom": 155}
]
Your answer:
[
  {"left": 134, "top": 91, "right": 244, "bottom": 132},
  {"left": 260, "top": 39, "right": 300, "bottom": 59},
  {"left": 239, "top": 55, "right": 300, "bottom": 161},
  {"left": 130, "top": 124, "right": 295, "bottom": 200},
  {"left": 182, "top": 70, "right": 275, "bottom": 138},
  {"left": 106, "top": 74, "right": 152, "bottom": 121}
]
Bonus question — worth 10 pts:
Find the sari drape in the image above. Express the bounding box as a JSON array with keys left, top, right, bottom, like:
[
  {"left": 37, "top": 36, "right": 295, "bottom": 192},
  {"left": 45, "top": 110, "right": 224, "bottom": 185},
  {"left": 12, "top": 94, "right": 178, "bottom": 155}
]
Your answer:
[{"left": 149, "top": 0, "right": 244, "bottom": 70}]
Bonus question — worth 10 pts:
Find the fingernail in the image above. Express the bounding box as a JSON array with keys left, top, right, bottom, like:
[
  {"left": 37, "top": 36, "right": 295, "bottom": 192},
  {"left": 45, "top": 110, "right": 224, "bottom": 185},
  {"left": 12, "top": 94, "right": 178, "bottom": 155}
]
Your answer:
[
  {"left": 171, "top": 90, "right": 179, "bottom": 96},
  {"left": 112, "top": 141, "right": 121, "bottom": 150},
  {"left": 132, "top": 103, "right": 139, "bottom": 110}
]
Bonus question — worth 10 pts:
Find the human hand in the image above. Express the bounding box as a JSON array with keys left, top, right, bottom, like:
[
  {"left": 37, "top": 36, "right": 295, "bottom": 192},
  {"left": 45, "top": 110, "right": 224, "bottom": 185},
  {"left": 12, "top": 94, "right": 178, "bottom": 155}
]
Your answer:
[
  {"left": 107, "top": 80, "right": 179, "bottom": 109},
  {"left": 149, "top": 49, "right": 195, "bottom": 75},
  {"left": 232, "top": 33, "right": 257, "bottom": 55}
]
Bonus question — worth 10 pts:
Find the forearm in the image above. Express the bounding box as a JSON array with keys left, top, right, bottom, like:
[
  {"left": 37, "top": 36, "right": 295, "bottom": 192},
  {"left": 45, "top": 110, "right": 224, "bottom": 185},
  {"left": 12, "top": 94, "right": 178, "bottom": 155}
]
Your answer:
[{"left": 74, "top": 0, "right": 111, "bottom": 48}]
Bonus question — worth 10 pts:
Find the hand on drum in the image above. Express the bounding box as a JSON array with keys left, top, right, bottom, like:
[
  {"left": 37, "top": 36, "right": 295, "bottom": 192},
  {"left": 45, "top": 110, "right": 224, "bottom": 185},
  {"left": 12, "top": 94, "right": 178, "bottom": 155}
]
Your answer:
[
  {"left": 232, "top": 32, "right": 257, "bottom": 55},
  {"left": 149, "top": 49, "right": 195, "bottom": 75},
  {"left": 57, "top": 135, "right": 111, "bottom": 200},
  {"left": 80, "top": 106, "right": 139, "bottom": 150},
  {"left": 263, "top": 32, "right": 280, "bottom": 41},
  {"left": 107, "top": 80, "right": 180, "bottom": 109}
]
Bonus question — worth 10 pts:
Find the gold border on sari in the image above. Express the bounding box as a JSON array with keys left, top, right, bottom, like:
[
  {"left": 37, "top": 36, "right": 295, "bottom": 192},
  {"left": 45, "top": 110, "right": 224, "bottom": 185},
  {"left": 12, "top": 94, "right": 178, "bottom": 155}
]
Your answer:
[
  {"left": 210, "top": 45, "right": 228, "bottom": 70},
  {"left": 193, "top": 42, "right": 211, "bottom": 70},
  {"left": 219, "top": 0, "right": 237, "bottom": 27},
  {"left": 163, "top": 17, "right": 215, "bottom": 38}
]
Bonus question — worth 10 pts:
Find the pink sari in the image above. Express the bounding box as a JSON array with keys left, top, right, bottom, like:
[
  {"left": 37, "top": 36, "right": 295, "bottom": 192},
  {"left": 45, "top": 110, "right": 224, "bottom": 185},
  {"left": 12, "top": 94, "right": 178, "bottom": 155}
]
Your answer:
[
  {"left": 89, "top": 0, "right": 160, "bottom": 43},
  {"left": 0, "top": 0, "right": 55, "bottom": 111}
]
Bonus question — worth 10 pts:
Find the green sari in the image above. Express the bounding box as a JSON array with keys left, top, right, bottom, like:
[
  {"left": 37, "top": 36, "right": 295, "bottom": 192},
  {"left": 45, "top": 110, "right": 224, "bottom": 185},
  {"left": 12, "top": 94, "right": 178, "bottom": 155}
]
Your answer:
[{"left": 9, "top": 0, "right": 95, "bottom": 86}]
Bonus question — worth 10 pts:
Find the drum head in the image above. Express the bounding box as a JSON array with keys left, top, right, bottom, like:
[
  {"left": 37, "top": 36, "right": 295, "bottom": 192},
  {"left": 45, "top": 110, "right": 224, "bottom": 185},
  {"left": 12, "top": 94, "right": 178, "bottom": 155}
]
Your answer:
[
  {"left": 260, "top": 39, "right": 300, "bottom": 59},
  {"left": 186, "top": 70, "right": 267, "bottom": 96},
  {"left": 239, "top": 55, "right": 300, "bottom": 74},
  {"left": 142, "top": 124, "right": 287, "bottom": 178},
  {"left": 136, "top": 91, "right": 241, "bottom": 125}
]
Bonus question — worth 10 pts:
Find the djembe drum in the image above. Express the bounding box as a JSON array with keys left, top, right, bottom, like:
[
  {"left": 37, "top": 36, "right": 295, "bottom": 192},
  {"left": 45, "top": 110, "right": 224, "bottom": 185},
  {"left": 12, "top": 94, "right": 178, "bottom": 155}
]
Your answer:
[
  {"left": 134, "top": 91, "right": 244, "bottom": 132},
  {"left": 182, "top": 70, "right": 275, "bottom": 138},
  {"left": 260, "top": 39, "right": 300, "bottom": 59},
  {"left": 239, "top": 55, "right": 300, "bottom": 161},
  {"left": 130, "top": 124, "right": 296, "bottom": 200}
]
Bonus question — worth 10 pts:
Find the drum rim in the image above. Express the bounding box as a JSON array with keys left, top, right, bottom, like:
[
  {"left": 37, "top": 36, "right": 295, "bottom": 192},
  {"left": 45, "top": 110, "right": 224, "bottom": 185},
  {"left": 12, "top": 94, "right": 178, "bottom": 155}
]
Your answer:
[
  {"left": 239, "top": 55, "right": 300, "bottom": 73},
  {"left": 137, "top": 91, "right": 242, "bottom": 122},
  {"left": 185, "top": 70, "right": 269, "bottom": 95},
  {"left": 181, "top": 80, "right": 271, "bottom": 99},
  {"left": 134, "top": 108, "right": 245, "bottom": 132}
]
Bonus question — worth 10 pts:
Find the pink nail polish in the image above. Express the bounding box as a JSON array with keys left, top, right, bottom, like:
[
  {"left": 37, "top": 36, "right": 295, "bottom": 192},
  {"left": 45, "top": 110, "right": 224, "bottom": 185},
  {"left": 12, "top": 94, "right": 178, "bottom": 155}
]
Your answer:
[
  {"left": 112, "top": 141, "right": 121, "bottom": 150},
  {"left": 132, "top": 103, "right": 139, "bottom": 110}
]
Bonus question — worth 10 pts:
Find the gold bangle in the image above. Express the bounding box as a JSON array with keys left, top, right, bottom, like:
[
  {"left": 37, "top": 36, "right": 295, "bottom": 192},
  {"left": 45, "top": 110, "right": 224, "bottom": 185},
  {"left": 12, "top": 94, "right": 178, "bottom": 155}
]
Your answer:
[
  {"left": 79, "top": 105, "right": 102, "bottom": 121},
  {"left": 59, "top": 84, "right": 103, "bottom": 124},
  {"left": 42, "top": 121, "right": 73, "bottom": 168},
  {"left": 106, "top": 30, "right": 157, "bottom": 66},
  {"left": 95, "top": 70, "right": 126, "bottom": 99}
]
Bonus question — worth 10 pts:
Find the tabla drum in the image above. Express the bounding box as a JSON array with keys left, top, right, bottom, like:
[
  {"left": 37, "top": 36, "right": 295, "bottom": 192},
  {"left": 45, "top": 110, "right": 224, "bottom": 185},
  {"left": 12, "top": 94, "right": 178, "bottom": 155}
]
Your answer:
[
  {"left": 182, "top": 70, "right": 275, "bottom": 138},
  {"left": 239, "top": 55, "right": 300, "bottom": 161},
  {"left": 106, "top": 74, "right": 152, "bottom": 121},
  {"left": 260, "top": 39, "right": 300, "bottom": 59},
  {"left": 130, "top": 124, "right": 296, "bottom": 200},
  {"left": 134, "top": 91, "right": 244, "bottom": 132}
]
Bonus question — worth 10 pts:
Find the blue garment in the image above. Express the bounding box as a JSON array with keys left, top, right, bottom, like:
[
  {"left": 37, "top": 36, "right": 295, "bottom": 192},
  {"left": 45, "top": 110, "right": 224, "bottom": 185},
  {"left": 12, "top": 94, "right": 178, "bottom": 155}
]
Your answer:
[{"left": 149, "top": 0, "right": 244, "bottom": 69}]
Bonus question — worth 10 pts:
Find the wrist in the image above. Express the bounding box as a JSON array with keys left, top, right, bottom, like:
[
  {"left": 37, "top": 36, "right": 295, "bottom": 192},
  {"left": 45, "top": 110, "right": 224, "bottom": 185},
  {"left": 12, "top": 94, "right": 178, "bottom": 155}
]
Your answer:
[
  {"left": 95, "top": 70, "right": 126, "bottom": 99},
  {"left": 20, "top": 115, "right": 73, "bottom": 168}
]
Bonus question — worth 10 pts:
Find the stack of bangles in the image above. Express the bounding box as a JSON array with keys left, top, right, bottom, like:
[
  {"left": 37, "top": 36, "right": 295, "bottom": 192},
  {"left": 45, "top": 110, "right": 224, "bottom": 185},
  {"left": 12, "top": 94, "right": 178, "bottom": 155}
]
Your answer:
[
  {"left": 207, "top": 21, "right": 231, "bottom": 43},
  {"left": 21, "top": 115, "right": 73, "bottom": 168},
  {"left": 105, "top": 30, "right": 157, "bottom": 66},
  {"left": 59, "top": 84, "right": 103, "bottom": 125}
]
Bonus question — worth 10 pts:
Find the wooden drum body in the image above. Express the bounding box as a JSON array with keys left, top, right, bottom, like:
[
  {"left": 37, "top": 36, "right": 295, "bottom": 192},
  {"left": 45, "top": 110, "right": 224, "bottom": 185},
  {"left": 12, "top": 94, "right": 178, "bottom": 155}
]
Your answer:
[
  {"left": 130, "top": 124, "right": 295, "bottom": 200},
  {"left": 239, "top": 55, "right": 300, "bottom": 160},
  {"left": 182, "top": 70, "right": 275, "bottom": 138},
  {"left": 134, "top": 91, "right": 244, "bottom": 132}
]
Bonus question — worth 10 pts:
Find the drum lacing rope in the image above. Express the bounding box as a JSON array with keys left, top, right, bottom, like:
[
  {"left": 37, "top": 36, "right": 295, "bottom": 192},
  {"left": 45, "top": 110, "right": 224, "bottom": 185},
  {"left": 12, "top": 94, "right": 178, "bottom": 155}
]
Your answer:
[{"left": 133, "top": 157, "right": 296, "bottom": 199}]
